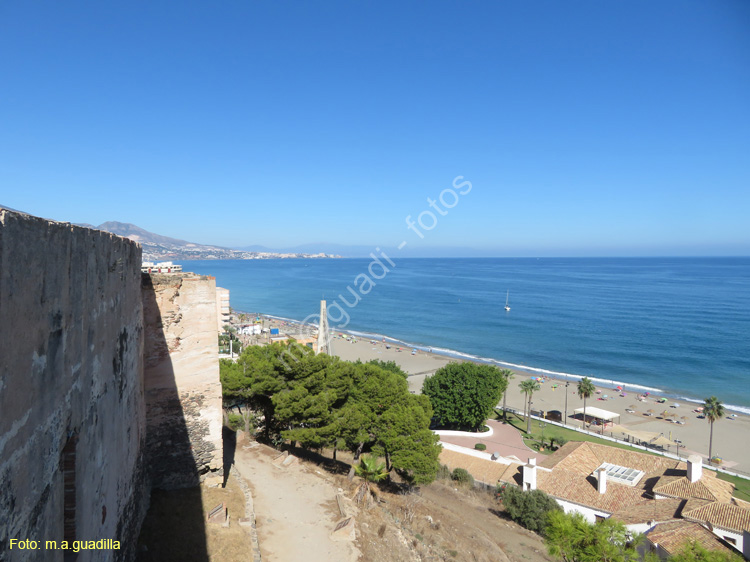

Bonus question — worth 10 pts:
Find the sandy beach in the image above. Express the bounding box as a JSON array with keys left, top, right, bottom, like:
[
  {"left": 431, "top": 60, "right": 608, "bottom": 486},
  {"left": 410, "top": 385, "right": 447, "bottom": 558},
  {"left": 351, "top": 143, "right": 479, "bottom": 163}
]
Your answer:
[{"left": 256, "top": 317, "right": 750, "bottom": 475}]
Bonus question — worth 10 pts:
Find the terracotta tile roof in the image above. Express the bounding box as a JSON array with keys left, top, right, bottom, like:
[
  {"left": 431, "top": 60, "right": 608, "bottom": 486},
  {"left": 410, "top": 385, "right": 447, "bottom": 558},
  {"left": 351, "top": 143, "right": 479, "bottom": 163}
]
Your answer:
[
  {"left": 610, "top": 498, "right": 684, "bottom": 525},
  {"left": 646, "top": 520, "right": 735, "bottom": 556},
  {"left": 653, "top": 478, "right": 722, "bottom": 502},
  {"left": 440, "top": 437, "right": 745, "bottom": 552},
  {"left": 680, "top": 498, "right": 714, "bottom": 516},
  {"left": 531, "top": 442, "right": 683, "bottom": 518},
  {"left": 682, "top": 501, "right": 750, "bottom": 533},
  {"left": 535, "top": 468, "right": 649, "bottom": 515},
  {"left": 538, "top": 441, "right": 597, "bottom": 473},
  {"left": 653, "top": 472, "right": 734, "bottom": 503},
  {"left": 540, "top": 441, "right": 677, "bottom": 475},
  {"left": 439, "top": 449, "right": 521, "bottom": 486}
]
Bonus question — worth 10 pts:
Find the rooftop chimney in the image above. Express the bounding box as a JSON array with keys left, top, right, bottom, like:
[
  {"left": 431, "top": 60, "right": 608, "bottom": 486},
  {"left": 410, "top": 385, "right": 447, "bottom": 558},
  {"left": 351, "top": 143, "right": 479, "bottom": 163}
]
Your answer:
[
  {"left": 523, "top": 457, "right": 537, "bottom": 491},
  {"left": 597, "top": 467, "right": 607, "bottom": 494},
  {"left": 687, "top": 455, "right": 703, "bottom": 483}
]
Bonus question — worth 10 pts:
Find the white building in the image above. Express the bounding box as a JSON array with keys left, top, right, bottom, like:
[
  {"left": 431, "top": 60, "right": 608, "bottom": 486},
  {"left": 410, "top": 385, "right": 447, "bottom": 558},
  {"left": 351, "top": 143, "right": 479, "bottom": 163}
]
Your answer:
[
  {"left": 141, "top": 261, "right": 183, "bottom": 274},
  {"left": 216, "top": 287, "right": 230, "bottom": 333},
  {"left": 518, "top": 443, "right": 746, "bottom": 558}
]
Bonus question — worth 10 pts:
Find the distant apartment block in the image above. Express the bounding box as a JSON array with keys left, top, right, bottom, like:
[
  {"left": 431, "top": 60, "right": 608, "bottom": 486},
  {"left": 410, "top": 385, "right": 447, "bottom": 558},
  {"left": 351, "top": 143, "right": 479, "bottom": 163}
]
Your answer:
[
  {"left": 142, "top": 261, "right": 183, "bottom": 274},
  {"left": 216, "top": 286, "right": 230, "bottom": 332}
]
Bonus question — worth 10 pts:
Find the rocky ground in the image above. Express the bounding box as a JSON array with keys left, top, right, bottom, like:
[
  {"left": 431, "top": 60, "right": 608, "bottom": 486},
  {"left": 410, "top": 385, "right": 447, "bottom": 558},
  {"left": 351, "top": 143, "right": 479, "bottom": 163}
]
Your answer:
[
  {"left": 138, "top": 432, "right": 556, "bottom": 562},
  {"left": 234, "top": 434, "right": 555, "bottom": 562}
]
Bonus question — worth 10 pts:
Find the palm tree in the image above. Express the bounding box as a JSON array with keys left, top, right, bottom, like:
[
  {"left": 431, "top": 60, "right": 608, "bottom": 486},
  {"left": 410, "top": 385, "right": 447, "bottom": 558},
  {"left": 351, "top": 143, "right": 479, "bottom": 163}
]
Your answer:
[
  {"left": 353, "top": 454, "right": 389, "bottom": 506},
  {"left": 500, "top": 369, "right": 514, "bottom": 422},
  {"left": 703, "top": 396, "right": 725, "bottom": 463},
  {"left": 577, "top": 377, "right": 596, "bottom": 431},
  {"left": 519, "top": 379, "right": 541, "bottom": 434}
]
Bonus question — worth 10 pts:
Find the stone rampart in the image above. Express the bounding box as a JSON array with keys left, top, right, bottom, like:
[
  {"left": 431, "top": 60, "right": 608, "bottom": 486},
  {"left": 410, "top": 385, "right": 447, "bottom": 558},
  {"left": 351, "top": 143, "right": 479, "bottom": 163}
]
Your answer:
[
  {"left": 142, "top": 273, "right": 222, "bottom": 489},
  {"left": 0, "top": 210, "right": 148, "bottom": 561}
]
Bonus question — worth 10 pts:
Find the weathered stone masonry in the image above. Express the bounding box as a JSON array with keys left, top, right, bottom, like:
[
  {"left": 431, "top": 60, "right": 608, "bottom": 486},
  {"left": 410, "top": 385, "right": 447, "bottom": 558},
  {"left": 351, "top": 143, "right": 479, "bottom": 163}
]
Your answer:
[
  {"left": 0, "top": 210, "right": 147, "bottom": 562},
  {"left": 142, "top": 273, "right": 223, "bottom": 489},
  {"left": 0, "top": 209, "right": 222, "bottom": 561}
]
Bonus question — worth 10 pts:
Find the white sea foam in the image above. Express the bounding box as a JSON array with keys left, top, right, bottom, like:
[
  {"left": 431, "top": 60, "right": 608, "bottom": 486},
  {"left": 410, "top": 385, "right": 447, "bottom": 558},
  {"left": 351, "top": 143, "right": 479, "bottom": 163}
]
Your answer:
[{"left": 677, "top": 396, "right": 750, "bottom": 416}]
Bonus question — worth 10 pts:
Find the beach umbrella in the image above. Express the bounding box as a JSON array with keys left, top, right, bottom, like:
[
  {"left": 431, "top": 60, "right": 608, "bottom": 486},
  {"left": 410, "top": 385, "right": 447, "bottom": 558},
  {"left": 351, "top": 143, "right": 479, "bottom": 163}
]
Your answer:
[{"left": 649, "top": 435, "right": 672, "bottom": 447}]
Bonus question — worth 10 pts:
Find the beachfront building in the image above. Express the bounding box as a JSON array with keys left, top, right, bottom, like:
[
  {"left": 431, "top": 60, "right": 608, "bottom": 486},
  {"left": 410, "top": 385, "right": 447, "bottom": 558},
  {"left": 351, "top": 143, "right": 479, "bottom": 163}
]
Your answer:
[
  {"left": 216, "top": 286, "right": 230, "bottom": 332},
  {"left": 440, "top": 441, "right": 750, "bottom": 558},
  {"left": 141, "top": 260, "right": 183, "bottom": 273},
  {"left": 525, "top": 443, "right": 748, "bottom": 558}
]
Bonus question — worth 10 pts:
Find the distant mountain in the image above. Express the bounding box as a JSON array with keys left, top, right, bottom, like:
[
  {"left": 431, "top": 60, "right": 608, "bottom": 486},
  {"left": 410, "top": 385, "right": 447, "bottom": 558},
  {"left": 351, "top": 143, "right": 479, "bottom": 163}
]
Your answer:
[
  {"left": 90, "top": 222, "right": 339, "bottom": 261},
  {"left": 98, "top": 221, "right": 198, "bottom": 248}
]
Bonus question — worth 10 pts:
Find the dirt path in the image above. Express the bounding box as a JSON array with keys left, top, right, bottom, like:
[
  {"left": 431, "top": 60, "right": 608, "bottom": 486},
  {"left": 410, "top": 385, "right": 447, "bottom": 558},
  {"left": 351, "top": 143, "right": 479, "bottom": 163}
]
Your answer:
[{"left": 233, "top": 441, "right": 360, "bottom": 562}]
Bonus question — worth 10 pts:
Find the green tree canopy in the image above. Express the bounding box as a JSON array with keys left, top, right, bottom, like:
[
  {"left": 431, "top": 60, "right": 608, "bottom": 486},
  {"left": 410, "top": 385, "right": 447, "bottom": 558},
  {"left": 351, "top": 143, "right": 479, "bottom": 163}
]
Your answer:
[
  {"left": 577, "top": 377, "right": 596, "bottom": 430},
  {"left": 669, "top": 540, "right": 743, "bottom": 562},
  {"left": 545, "top": 510, "right": 645, "bottom": 562},
  {"left": 222, "top": 344, "right": 441, "bottom": 485},
  {"left": 703, "top": 396, "right": 725, "bottom": 462},
  {"left": 354, "top": 358, "right": 409, "bottom": 379},
  {"left": 519, "top": 378, "right": 541, "bottom": 433},
  {"left": 422, "top": 362, "right": 508, "bottom": 430},
  {"left": 499, "top": 369, "right": 514, "bottom": 421},
  {"left": 501, "top": 486, "right": 561, "bottom": 535}
]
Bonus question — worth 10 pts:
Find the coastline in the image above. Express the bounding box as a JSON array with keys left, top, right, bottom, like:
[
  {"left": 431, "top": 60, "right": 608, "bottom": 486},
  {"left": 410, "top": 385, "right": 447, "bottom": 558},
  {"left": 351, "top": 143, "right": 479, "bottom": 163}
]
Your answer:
[
  {"left": 241, "top": 312, "right": 750, "bottom": 473},
  {"left": 259, "top": 312, "right": 747, "bottom": 415}
]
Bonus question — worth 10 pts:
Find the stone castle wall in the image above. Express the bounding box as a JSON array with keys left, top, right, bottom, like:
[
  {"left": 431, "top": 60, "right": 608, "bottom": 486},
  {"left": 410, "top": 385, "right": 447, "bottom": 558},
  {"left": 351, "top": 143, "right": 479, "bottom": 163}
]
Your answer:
[
  {"left": 142, "top": 273, "right": 222, "bottom": 489},
  {"left": 0, "top": 210, "right": 148, "bottom": 561},
  {"left": 0, "top": 209, "right": 223, "bottom": 560}
]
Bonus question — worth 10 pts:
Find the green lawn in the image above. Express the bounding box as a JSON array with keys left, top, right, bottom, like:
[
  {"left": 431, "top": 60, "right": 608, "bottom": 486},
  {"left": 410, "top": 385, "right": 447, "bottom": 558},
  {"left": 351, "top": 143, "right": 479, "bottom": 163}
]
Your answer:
[
  {"left": 496, "top": 410, "right": 660, "bottom": 456},
  {"left": 716, "top": 472, "right": 750, "bottom": 502}
]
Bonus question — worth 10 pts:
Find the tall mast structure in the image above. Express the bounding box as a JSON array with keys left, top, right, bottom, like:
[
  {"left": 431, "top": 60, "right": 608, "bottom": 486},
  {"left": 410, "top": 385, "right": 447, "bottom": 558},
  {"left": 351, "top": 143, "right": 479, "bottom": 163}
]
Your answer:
[{"left": 317, "top": 300, "right": 332, "bottom": 355}]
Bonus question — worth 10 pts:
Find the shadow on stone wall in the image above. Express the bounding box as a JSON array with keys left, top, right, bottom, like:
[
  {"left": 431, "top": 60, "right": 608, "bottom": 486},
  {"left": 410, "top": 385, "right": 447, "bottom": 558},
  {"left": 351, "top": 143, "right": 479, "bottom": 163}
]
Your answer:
[
  {"left": 222, "top": 426, "right": 237, "bottom": 488},
  {"left": 136, "top": 276, "right": 209, "bottom": 562}
]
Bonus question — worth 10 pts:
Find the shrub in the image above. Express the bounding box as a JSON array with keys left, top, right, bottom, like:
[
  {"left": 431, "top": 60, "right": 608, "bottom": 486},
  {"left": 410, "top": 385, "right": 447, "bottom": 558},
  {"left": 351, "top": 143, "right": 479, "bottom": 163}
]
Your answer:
[
  {"left": 226, "top": 413, "right": 243, "bottom": 431},
  {"left": 500, "top": 485, "right": 561, "bottom": 535},
  {"left": 437, "top": 464, "right": 452, "bottom": 480},
  {"left": 475, "top": 443, "right": 487, "bottom": 451},
  {"left": 553, "top": 437, "right": 567, "bottom": 449},
  {"left": 451, "top": 468, "right": 474, "bottom": 486},
  {"left": 422, "top": 363, "right": 508, "bottom": 430}
]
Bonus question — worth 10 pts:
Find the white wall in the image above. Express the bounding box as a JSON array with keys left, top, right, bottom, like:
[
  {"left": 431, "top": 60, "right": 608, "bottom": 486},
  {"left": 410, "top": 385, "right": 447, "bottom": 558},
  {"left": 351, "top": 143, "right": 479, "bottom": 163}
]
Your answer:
[{"left": 554, "top": 498, "right": 610, "bottom": 523}]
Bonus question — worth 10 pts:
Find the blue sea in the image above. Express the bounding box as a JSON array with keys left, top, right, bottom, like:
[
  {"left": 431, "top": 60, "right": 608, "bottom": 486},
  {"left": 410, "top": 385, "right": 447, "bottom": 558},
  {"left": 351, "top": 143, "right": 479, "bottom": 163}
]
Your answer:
[{"left": 182, "top": 257, "right": 750, "bottom": 412}]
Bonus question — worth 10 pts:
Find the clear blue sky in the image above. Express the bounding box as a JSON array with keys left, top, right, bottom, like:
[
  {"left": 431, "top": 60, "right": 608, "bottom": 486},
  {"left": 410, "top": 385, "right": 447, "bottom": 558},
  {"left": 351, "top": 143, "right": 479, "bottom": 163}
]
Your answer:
[{"left": 1, "top": 1, "right": 748, "bottom": 256}]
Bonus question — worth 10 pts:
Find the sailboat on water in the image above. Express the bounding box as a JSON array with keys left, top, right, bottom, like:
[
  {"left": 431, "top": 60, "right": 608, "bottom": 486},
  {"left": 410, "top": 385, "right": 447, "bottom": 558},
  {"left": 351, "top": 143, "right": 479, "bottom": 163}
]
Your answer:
[{"left": 505, "top": 290, "right": 511, "bottom": 311}]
